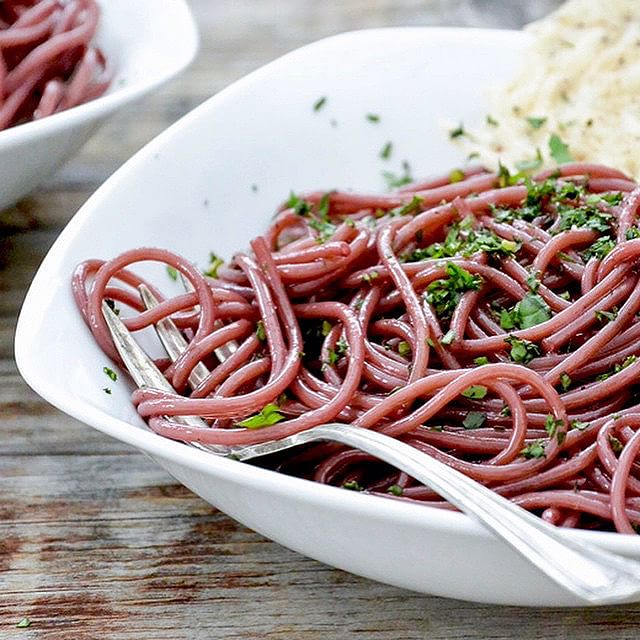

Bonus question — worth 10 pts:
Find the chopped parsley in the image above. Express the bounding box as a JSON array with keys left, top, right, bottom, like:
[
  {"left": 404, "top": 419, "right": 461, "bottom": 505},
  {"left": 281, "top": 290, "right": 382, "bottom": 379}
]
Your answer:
[
  {"left": 204, "top": 252, "right": 224, "bottom": 278},
  {"left": 166, "top": 265, "right": 178, "bottom": 281},
  {"left": 424, "top": 263, "right": 483, "bottom": 319},
  {"left": 343, "top": 480, "right": 364, "bottom": 491},
  {"left": 463, "top": 411, "right": 486, "bottom": 429},
  {"left": 321, "top": 320, "right": 333, "bottom": 336},
  {"left": 596, "top": 355, "right": 638, "bottom": 381},
  {"left": 499, "top": 294, "right": 551, "bottom": 330},
  {"left": 308, "top": 216, "right": 337, "bottom": 243},
  {"left": 609, "top": 435, "right": 624, "bottom": 454},
  {"left": 366, "top": 113, "right": 380, "bottom": 123},
  {"left": 387, "top": 484, "right": 404, "bottom": 496},
  {"left": 256, "top": 320, "right": 266, "bottom": 341},
  {"left": 407, "top": 218, "right": 519, "bottom": 262},
  {"left": 449, "top": 168, "right": 465, "bottom": 183},
  {"left": 449, "top": 123, "right": 466, "bottom": 139},
  {"left": 558, "top": 206, "right": 612, "bottom": 233},
  {"left": 237, "top": 403, "right": 285, "bottom": 429},
  {"left": 461, "top": 385, "right": 488, "bottom": 399},
  {"left": 587, "top": 192, "right": 624, "bottom": 207},
  {"left": 391, "top": 195, "right": 424, "bottom": 217},
  {"left": 313, "top": 96, "right": 327, "bottom": 112},
  {"left": 526, "top": 116, "right": 547, "bottom": 129},
  {"left": 559, "top": 373, "right": 572, "bottom": 392},
  {"left": 317, "top": 191, "right": 333, "bottom": 219},
  {"left": 526, "top": 272, "right": 541, "bottom": 292},
  {"left": 398, "top": 341, "right": 411, "bottom": 357},
  {"left": 440, "top": 329, "right": 456, "bottom": 345},
  {"left": 515, "top": 148, "right": 543, "bottom": 172},
  {"left": 103, "top": 366, "right": 117, "bottom": 382},
  {"left": 544, "top": 414, "right": 564, "bottom": 440},
  {"left": 627, "top": 227, "right": 640, "bottom": 240},
  {"left": 520, "top": 440, "right": 546, "bottom": 459},
  {"left": 382, "top": 160, "right": 413, "bottom": 189},
  {"left": 583, "top": 236, "right": 615, "bottom": 260},
  {"left": 362, "top": 270, "right": 380, "bottom": 284},
  {"left": 287, "top": 191, "right": 312, "bottom": 216},
  {"left": 16, "top": 618, "right": 31, "bottom": 628},
  {"left": 548, "top": 133, "right": 573, "bottom": 164},
  {"left": 486, "top": 114, "right": 499, "bottom": 126},
  {"left": 595, "top": 309, "right": 617, "bottom": 323},
  {"left": 571, "top": 420, "right": 589, "bottom": 431},
  {"left": 380, "top": 141, "right": 393, "bottom": 160},
  {"left": 473, "top": 356, "right": 489, "bottom": 365},
  {"left": 504, "top": 335, "right": 541, "bottom": 364}
]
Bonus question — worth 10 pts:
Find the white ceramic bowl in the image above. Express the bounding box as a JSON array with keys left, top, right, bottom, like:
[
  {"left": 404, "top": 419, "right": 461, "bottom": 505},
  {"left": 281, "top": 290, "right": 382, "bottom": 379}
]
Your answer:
[
  {"left": 15, "top": 27, "right": 640, "bottom": 607},
  {"left": 0, "top": 0, "right": 197, "bottom": 211}
]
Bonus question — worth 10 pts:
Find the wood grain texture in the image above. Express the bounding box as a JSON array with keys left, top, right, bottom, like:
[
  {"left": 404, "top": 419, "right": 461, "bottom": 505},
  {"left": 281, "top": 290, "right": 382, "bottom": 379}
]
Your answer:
[{"left": 3, "top": 0, "right": 640, "bottom": 638}]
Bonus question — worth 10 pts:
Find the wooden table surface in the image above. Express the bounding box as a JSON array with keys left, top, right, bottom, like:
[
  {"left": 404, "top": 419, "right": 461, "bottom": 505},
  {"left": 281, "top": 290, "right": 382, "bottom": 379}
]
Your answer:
[{"left": 3, "top": 1, "right": 640, "bottom": 638}]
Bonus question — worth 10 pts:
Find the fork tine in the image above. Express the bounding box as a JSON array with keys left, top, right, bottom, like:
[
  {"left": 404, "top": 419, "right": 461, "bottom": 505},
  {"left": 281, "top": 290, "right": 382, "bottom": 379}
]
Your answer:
[
  {"left": 178, "top": 272, "right": 238, "bottom": 360},
  {"left": 102, "top": 301, "right": 175, "bottom": 393},
  {"left": 101, "top": 301, "right": 209, "bottom": 429},
  {"left": 138, "top": 284, "right": 210, "bottom": 388}
]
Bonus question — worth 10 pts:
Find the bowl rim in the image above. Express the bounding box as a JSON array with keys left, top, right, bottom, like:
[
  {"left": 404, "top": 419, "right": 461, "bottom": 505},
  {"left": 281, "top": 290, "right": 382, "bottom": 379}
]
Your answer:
[
  {"left": 0, "top": 0, "right": 199, "bottom": 147},
  {"left": 15, "top": 25, "right": 640, "bottom": 557}
]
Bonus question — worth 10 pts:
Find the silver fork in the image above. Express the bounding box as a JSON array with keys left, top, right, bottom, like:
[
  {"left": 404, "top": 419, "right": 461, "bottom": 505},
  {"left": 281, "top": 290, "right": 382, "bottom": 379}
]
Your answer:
[{"left": 102, "top": 298, "right": 640, "bottom": 605}]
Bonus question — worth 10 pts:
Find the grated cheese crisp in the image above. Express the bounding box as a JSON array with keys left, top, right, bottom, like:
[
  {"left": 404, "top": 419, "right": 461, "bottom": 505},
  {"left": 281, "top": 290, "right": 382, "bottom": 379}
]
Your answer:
[{"left": 460, "top": 0, "right": 640, "bottom": 178}]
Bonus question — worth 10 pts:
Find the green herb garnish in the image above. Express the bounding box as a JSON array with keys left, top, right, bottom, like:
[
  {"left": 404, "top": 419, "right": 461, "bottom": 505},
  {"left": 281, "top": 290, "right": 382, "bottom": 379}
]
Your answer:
[
  {"left": 504, "top": 336, "right": 541, "bottom": 364},
  {"left": 548, "top": 133, "right": 573, "bottom": 164},
  {"left": 256, "top": 320, "right": 266, "bottom": 341},
  {"left": 103, "top": 367, "right": 117, "bottom": 382},
  {"left": 571, "top": 420, "right": 589, "bottom": 431},
  {"left": 313, "top": 96, "right": 327, "bottom": 112},
  {"left": 515, "top": 148, "right": 543, "bottom": 172},
  {"left": 424, "top": 262, "right": 483, "bottom": 318},
  {"left": 287, "top": 191, "right": 312, "bottom": 216},
  {"left": 461, "top": 385, "right": 488, "bottom": 399},
  {"left": 595, "top": 309, "right": 617, "bottom": 323},
  {"left": 204, "top": 252, "right": 224, "bottom": 278},
  {"left": 526, "top": 116, "right": 547, "bottom": 129},
  {"left": 473, "top": 356, "right": 489, "bottom": 365},
  {"left": 166, "top": 265, "right": 178, "bottom": 281},
  {"left": 583, "top": 236, "right": 614, "bottom": 260},
  {"left": 449, "top": 123, "right": 466, "bottom": 139},
  {"left": 544, "top": 414, "right": 564, "bottom": 439},
  {"left": 16, "top": 618, "right": 31, "bottom": 628},
  {"left": 463, "top": 411, "right": 486, "bottom": 429},
  {"left": 362, "top": 270, "right": 380, "bottom": 284},
  {"left": 520, "top": 440, "right": 546, "bottom": 459},
  {"left": 609, "top": 435, "right": 624, "bottom": 454},
  {"left": 398, "top": 341, "right": 411, "bottom": 357},
  {"left": 382, "top": 160, "right": 413, "bottom": 189},
  {"left": 343, "top": 480, "right": 364, "bottom": 491},
  {"left": 237, "top": 403, "right": 285, "bottom": 429},
  {"left": 387, "top": 484, "right": 403, "bottom": 496},
  {"left": 500, "top": 294, "right": 551, "bottom": 330},
  {"left": 559, "top": 373, "right": 572, "bottom": 391},
  {"left": 366, "top": 113, "right": 380, "bottom": 123},
  {"left": 440, "top": 329, "right": 456, "bottom": 345},
  {"left": 380, "top": 141, "right": 393, "bottom": 160}
]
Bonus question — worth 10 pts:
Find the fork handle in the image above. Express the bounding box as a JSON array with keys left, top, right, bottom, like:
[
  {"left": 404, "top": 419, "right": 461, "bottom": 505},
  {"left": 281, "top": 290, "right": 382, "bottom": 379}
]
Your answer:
[{"left": 253, "top": 423, "right": 640, "bottom": 605}]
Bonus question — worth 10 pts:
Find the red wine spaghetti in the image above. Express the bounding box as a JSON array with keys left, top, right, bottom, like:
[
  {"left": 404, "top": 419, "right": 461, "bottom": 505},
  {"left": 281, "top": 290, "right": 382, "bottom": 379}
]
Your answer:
[
  {"left": 0, "top": 0, "right": 110, "bottom": 130},
  {"left": 74, "top": 161, "right": 640, "bottom": 534}
]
